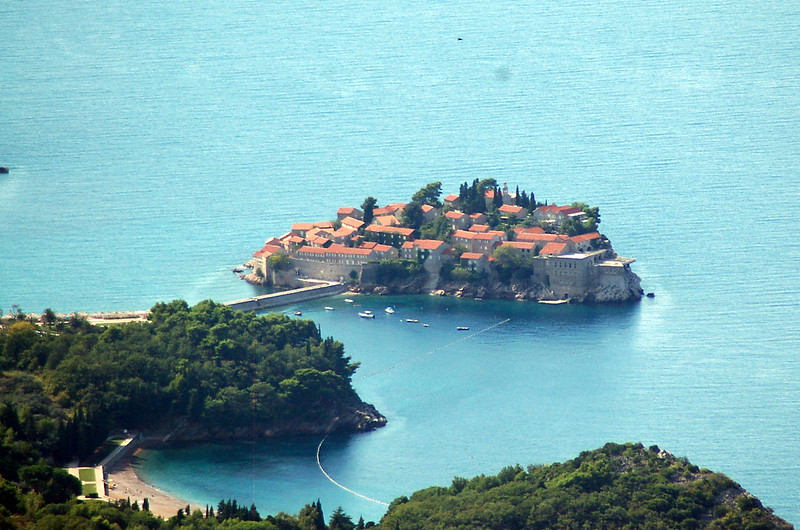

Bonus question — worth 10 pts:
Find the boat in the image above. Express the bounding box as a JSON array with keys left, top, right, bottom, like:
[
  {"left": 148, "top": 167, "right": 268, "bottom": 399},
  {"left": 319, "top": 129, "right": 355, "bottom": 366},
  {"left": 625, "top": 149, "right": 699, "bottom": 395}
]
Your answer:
[
  {"left": 385, "top": 307, "right": 395, "bottom": 314},
  {"left": 358, "top": 312, "right": 375, "bottom": 319},
  {"left": 344, "top": 298, "right": 354, "bottom": 303},
  {"left": 406, "top": 318, "right": 419, "bottom": 323},
  {"left": 538, "top": 299, "right": 569, "bottom": 305},
  {"left": 324, "top": 306, "right": 335, "bottom": 311},
  {"left": 294, "top": 311, "right": 303, "bottom": 316},
  {"left": 422, "top": 323, "right": 429, "bottom": 327},
  {"left": 456, "top": 326, "right": 469, "bottom": 331}
]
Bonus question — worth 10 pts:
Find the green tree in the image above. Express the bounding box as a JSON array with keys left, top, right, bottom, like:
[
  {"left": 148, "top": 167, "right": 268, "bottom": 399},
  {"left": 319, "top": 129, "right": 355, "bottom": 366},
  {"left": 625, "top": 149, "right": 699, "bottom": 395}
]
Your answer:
[
  {"left": 410, "top": 182, "right": 443, "bottom": 208},
  {"left": 328, "top": 506, "right": 356, "bottom": 530},
  {"left": 400, "top": 202, "right": 424, "bottom": 231},
  {"left": 361, "top": 197, "right": 378, "bottom": 226}
]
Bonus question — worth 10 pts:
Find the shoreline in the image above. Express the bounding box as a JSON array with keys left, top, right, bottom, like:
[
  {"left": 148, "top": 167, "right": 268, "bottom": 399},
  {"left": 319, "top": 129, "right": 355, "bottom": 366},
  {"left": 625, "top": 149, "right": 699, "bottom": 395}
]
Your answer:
[{"left": 106, "top": 448, "right": 199, "bottom": 520}]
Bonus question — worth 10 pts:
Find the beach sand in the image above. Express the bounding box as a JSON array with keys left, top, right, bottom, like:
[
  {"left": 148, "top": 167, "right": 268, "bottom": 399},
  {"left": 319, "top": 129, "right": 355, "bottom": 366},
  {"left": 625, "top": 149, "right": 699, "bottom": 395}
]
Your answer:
[{"left": 106, "top": 449, "right": 200, "bottom": 519}]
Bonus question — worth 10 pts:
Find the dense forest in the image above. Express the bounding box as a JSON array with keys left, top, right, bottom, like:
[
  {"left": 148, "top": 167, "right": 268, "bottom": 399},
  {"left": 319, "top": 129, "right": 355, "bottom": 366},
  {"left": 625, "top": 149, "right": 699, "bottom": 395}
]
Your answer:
[
  {"left": 0, "top": 300, "right": 383, "bottom": 464},
  {"left": 379, "top": 443, "right": 791, "bottom": 529}
]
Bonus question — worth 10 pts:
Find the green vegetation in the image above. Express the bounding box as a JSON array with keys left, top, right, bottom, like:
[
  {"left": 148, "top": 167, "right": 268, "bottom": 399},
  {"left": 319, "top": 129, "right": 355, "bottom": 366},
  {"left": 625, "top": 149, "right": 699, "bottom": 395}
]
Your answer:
[
  {"left": 375, "top": 259, "right": 422, "bottom": 284},
  {"left": 492, "top": 245, "right": 534, "bottom": 283},
  {"left": 0, "top": 300, "right": 371, "bottom": 464},
  {"left": 360, "top": 196, "right": 377, "bottom": 226},
  {"left": 77, "top": 468, "right": 95, "bottom": 482},
  {"left": 379, "top": 443, "right": 791, "bottom": 530}
]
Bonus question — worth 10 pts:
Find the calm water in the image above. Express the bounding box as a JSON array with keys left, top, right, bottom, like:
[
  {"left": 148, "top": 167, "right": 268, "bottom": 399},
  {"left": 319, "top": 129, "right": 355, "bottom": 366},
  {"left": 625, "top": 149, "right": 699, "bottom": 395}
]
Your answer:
[{"left": 2, "top": 0, "right": 799, "bottom": 523}]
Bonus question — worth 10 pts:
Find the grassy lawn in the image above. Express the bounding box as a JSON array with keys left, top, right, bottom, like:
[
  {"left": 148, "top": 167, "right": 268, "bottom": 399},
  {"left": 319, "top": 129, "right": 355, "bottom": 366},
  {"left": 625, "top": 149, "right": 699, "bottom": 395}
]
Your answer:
[
  {"left": 82, "top": 483, "right": 98, "bottom": 496},
  {"left": 78, "top": 468, "right": 96, "bottom": 482}
]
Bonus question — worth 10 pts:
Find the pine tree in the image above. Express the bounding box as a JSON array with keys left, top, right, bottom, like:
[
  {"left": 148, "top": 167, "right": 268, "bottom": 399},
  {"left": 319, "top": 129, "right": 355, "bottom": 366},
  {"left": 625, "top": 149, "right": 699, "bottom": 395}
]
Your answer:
[{"left": 142, "top": 498, "right": 149, "bottom": 511}]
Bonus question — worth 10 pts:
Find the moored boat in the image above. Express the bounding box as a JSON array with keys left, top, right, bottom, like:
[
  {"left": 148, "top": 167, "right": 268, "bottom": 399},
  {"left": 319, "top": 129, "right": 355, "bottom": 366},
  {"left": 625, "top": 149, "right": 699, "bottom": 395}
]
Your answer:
[
  {"left": 406, "top": 318, "right": 419, "bottom": 323},
  {"left": 456, "top": 326, "right": 469, "bottom": 331},
  {"left": 358, "top": 311, "right": 375, "bottom": 319},
  {"left": 385, "top": 307, "right": 395, "bottom": 314}
]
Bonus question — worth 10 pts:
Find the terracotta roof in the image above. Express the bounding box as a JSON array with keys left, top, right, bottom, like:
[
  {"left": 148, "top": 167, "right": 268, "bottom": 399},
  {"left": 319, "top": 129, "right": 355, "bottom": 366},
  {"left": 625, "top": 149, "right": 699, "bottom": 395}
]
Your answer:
[
  {"left": 470, "top": 213, "right": 487, "bottom": 220},
  {"left": 461, "top": 252, "right": 485, "bottom": 260},
  {"left": 253, "top": 244, "right": 282, "bottom": 258},
  {"left": 337, "top": 207, "right": 360, "bottom": 215},
  {"left": 291, "top": 222, "right": 314, "bottom": 231},
  {"left": 570, "top": 232, "right": 601, "bottom": 243},
  {"left": 453, "top": 230, "right": 499, "bottom": 241},
  {"left": 540, "top": 242, "right": 567, "bottom": 255},
  {"left": 297, "top": 244, "right": 374, "bottom": 257},
  {"left": 443, "top": 194, "right": 459, "bottom": 202},
  {"left": 514, "top": 226, "right": 545, "bottom": 235},
  {"left": 421, "top": 204, "right": 436, "bottom": 212},
  {"left": 374, "top": 215, "right": 400, "bottom": 227},
  {"left": 359, "top": 241, "right": 378, "bottom": 249},
  {"left": 468, "top": 224, "right": 490, "bottom": 233},
  {"left": 332, "top": 226, "right": 357, "bottom": 238},
  {"left": 286, "top": 235, "right": 305, "bottom": 243},
  {"left": 314, "top": 221, "right": 334, "bottom": 229},
  {"left": 445, "top": 211, "right": 467, "bottom": 219},
  {"left": 341, "top": 216, "right": 364, "bottom": 228},
  {"left": 297, "top": 246, "right": 328, "bottom": 255},
  {"left": 499, "top": 204, "right": 525, "bottom": 214},
  {"left": 516, "top": 233, "right": 565, "bottom": 243},
  {"left": 501, "top": 241, "right": 536, "bottom": 250},
  {"left": 402, "top": 239, "right": 447, "bottom": 250},
  {"left": 371, "top": 243, "right": 394, "bottom": 252},
  {"left": 364, "top": 225, "right": 414, "bottom": 236}
]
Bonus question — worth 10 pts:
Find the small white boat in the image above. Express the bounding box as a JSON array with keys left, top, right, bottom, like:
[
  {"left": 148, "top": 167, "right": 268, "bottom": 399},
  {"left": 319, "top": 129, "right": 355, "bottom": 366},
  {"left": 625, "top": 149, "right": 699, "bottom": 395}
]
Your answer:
[
  {"left": 406, "top": 318, "right": 419, "bottom": 323},
  {"left": 457, "top": 326, "right": 469, "bottom": 331},
  {"left": 385, "top": 307, "right": 395, "bottom": 314},
  {"left": 422, "top": 323, "right": 429, "bottom": 327},
  {"left": 324, "top": 306, "right": 335, "bottom": 311},
  {"left": 344, "top": 298, "right": 354, "bottom": 303},
  {"left": 294, "top": 311, "right": 303, "bottom": 316},
  {"left": 359, "top": 312, "right": 375, "bottom": 319}
]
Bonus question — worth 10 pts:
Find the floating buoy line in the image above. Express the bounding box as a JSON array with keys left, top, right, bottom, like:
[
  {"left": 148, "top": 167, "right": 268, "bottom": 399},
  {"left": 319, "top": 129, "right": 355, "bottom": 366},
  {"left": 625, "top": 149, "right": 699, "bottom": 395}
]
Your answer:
[{"left": 315, "top": 318, "right": 511, "bottom": 505}]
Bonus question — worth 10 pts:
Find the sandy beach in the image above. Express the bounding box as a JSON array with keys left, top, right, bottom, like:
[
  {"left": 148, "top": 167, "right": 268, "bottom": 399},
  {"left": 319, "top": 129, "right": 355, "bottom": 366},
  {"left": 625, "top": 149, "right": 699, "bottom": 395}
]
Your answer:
[{"left": 106, "top": 449, "right": 199, "bottom": 519}]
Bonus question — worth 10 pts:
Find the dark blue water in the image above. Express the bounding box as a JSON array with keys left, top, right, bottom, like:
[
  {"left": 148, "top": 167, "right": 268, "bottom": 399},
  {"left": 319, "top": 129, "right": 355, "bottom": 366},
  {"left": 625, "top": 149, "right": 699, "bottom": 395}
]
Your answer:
[{"left": 2, "top": 0, "right": 799, "bottom": 523}]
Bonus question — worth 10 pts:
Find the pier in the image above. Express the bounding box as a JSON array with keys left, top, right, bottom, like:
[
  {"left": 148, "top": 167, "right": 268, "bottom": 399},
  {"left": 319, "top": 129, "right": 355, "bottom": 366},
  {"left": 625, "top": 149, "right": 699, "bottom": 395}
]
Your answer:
[{"left": 225, "top": 279, "right": 348, "bottom": 312}]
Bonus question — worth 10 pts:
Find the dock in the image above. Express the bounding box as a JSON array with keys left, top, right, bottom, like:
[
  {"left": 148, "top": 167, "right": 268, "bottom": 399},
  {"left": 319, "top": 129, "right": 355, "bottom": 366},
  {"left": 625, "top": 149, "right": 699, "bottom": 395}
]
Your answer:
[{"left": 225, "top": 279, "right": 348, "bottom": 312}]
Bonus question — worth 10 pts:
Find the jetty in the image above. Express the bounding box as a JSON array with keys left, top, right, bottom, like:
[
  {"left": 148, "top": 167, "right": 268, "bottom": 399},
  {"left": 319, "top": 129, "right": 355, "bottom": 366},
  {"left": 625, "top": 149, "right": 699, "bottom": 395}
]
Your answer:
[{"left": 225, "top": 279, "right": 347, "bottom": 312}]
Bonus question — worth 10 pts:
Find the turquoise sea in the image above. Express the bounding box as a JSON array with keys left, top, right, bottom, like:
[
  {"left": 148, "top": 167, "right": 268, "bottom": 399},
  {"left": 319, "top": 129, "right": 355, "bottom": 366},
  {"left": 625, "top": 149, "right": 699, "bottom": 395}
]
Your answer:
[{"left": 2, "top": 0, "right": 799, "bottom": 524}]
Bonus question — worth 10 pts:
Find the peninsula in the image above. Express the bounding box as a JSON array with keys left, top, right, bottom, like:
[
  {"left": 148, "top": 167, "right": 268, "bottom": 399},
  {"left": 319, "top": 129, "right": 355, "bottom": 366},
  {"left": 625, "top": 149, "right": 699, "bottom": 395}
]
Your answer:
[{"left": 244, "top": 180, "right": 642, "bottom": 303}]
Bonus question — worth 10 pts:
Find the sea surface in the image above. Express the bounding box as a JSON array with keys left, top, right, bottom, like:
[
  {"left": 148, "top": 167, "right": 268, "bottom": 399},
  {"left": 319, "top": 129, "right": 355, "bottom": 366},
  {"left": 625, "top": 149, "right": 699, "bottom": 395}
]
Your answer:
[{"left": 2, "top": 0, "right": 799, "bottom": 524}]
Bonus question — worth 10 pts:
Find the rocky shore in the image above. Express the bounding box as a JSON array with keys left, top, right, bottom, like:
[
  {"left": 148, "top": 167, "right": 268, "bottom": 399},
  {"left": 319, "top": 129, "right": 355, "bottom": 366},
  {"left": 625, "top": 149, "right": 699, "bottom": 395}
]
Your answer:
[
  {"left": 163, "top": 400, "right": 386, "bottom": 443},
  {"left": 348, "top": 267, "right": 643, "bottom": 304}
]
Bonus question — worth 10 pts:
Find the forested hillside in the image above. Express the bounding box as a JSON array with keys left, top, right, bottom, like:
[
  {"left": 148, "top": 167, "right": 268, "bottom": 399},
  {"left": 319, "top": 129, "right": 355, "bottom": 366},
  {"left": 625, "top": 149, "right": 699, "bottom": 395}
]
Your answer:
[
  {"left": 0, "top": 300, "right": 383, "bottom": 464},
  {"left": 379, "top": 442, "right": 792, "bottom": 529}
]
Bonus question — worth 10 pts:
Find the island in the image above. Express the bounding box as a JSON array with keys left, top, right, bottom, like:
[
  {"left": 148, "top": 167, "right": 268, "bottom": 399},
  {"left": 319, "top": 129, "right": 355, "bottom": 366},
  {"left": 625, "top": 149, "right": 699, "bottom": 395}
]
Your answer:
[{"left": 244, "top": 180, "right": 642, "bottom": 303}]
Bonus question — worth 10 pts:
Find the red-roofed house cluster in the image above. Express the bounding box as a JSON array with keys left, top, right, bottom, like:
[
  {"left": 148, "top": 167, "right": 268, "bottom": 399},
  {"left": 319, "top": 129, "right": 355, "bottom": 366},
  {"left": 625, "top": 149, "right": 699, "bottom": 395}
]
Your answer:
[{"left": 247, "top": 182, "right": 640, "bottom": 302}]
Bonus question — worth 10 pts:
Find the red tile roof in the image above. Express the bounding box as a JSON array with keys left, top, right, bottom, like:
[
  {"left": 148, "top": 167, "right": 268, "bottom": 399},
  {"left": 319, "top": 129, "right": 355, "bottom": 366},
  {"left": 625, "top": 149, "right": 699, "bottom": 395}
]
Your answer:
[
  {"left": 341, "top": 216, "right": 364, "bottom": 228},
  {"left": 468, "top": 224, "right": 490, "bottom": 233},
  {"left": 453, "top": 230, "right": 500, "bottom": 241},
  {"left": 445, "top": 211, "right": 467, "bottom": 219},
  {"left": 364, "top": 225, "right": 414, "bottom": 236},
  {"left": 570, "top": 232, "right": 601, "bottom": 243},
  {"left": 337, "top": 207, "right": 360, "bottom": 215},
  {"left": 314, "top": 221, "right": 334, "bottom": 229},
  {"left": 253, "top": 244, "right": 282, "bottom": 258},
  {"left": 516, "top": 233, "right": 565, "bottom": 243},
  {"left": 461, "top": 252, "right": 485, "bottom": 260},
  {"left": 514, "top": 226, "right": 545, "bottom": 235},
  {"left": 443, "top": 194, "right": 459, "bottom": 202},
  {"left": 501, "top": 241, "right": 536, "bottom": 250},
  {"left": 402, "top": 239, "right": 447, "bottom": 250},
  {"left": 291, "top": 222, "right": 314, "bottom": 231},
  {"left": 540, "top": 242, "right": 567, "bottom": 255},
  {"left": 498, "top": 204, "right": 524, "bottom": 214}
]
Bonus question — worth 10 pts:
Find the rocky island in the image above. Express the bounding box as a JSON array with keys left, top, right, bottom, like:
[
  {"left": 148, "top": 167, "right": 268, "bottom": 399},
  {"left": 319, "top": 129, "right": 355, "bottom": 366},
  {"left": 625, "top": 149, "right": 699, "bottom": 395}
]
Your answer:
[{"left": 245, "top": 180, "right": 642, "bottom": 303}]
